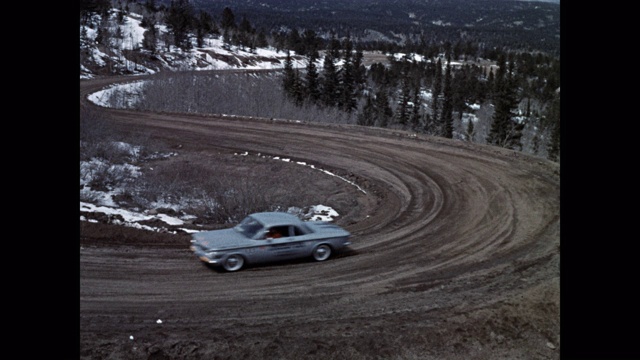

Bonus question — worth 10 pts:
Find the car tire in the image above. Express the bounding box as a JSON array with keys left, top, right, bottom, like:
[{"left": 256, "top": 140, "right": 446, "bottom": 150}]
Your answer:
[
  {"left": 222, "top": 254, "right": 245, "bottom": 272},
  {"left": 312, "top": 244, "right": 332, "bottom": 261}
]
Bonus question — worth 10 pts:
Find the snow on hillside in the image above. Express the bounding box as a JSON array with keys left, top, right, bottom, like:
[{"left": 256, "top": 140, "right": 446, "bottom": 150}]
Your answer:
[
  {"left": 80, "top": 9, "right": 307, "bottom": 79},
  {"left": 81, "top": 12, "right": 349, "bottom": 232}
]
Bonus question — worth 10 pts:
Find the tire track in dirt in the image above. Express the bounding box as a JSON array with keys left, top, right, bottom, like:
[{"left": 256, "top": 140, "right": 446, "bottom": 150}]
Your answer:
[{"left": 80, "top": 75, "right": 560, "bottom": 359}]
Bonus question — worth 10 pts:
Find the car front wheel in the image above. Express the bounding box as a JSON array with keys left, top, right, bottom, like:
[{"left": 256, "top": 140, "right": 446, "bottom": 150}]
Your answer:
[
  {"left": 312, "top": 244, "right": 332, "bottom": 261},
  {"left": 222, "top": 254, "right": 245, "bottom": 272}
]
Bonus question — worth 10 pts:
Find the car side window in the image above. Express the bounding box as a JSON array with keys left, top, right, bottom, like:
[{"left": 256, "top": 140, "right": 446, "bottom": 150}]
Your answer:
[
  {"left": 292, "top": 226, "right": 306, "bottom": 236},
  {"left": 266, "top": 226, "right": 290, "bottom": 239}
]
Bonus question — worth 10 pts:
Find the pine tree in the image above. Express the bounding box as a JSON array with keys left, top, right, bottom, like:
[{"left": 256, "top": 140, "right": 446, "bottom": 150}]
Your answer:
[
  {"left": 490, "top": 55, "right": 506, "bottom": 103},
  {"left": 452, "top": 64, "right": 477, "bottom": 122},
  {"left": 287, "top": 29, "right": 303, "bottom": 55},
  {"left": 342, "top": 36, "right": 353, "bottom": 61},
  {"left": 486, "top": 54, "right": 523, "bottom": 149},
  {"left": 195, "top": 10, "right": 213, "bottom": 48},
  {"left": 410, "top": 82, "right": 422, "bottom": 131},
  {"left": 305, "top": 52, "right": 320, "bottom": 104},
  {"left": 256, "top": 29, "right": 268, "bottom": 48},
  {"left": 441, "top": 55, "right": 454, "bottom": 138},
  {"left": 292, "top": 70, "right": 305, "bottom": 107},
  {"left": 546, "top": 91, "right": 560, "bottom": 161},
  {"left": 80, "top": 0, "right": 111, "bottom": 20},
  {"left": 237, "top": 16, "right": 253, "bottom": 50},
  {"left": 95, "top": 18, "right": 106, "bottom": 45},
  {"left": 222, "top": 29, "right": 231, "bottom": 50},
  {"left": 339, "top": 38, "right": 357, "bottom": 113},
  {"left": 164, "top": 0, "right": 194, "bottom": 50},
  {"left": 396, "top": 75, "right": 411, "bottom": 126},
  {"left": 220, "top": 7, "right": 235, "bottom": 30},
  {"left": 430, "top": 58, "right": 443, "bottom": 135},
  {"left": 374, "top": 89, "right": 393, "bottom": 127},
  {"left": 353, "top": 46, "right": 365, "bottom": 90},
  {"left": 301, "top": 29, "right": 320, "bottom": 58},
  {"left": 486, "top": 67, "right": 495, "bottom": 100},
  {"left": 321, "top": 53, "right": 339, "bottom": 107},
  {"left": 358, "top": 95, "right": 375, "bottom": 126},
  {"left": 142, "top": 25, "right": 157, "bottom": 53},
  {"left": 282, "top": 51, "right": 296, "bottom": 97},
  {"left": 144, "top": 0, "right": 157, "bottom": 12},
  {"left": 328, "top": 33, "right": 342, "bottom": 60},
  {"left": 239, "top": 16, "right": 252, "bottom": 33}
]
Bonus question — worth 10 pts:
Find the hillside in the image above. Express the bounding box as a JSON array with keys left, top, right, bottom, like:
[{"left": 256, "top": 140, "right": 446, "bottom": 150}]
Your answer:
[
  {"left": 80, "top": 0, "right": 559, "bottom": 78},
  {"left": 79, "top": 2, "right": 563, "bottom": 359},
  {"left": 174, "top": 0, "right": 560, "bottom": 54},
  {"left": 80, "top": 74, "right": 561, "bottom": 359},
  {"left": 80, "top": 10, "right": 304, "bottom": 78}
]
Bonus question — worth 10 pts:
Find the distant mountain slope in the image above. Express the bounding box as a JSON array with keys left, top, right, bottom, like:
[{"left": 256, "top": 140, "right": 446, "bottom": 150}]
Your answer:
[{"left": 157, "top": 0, "right": 559, "bottom": 54}]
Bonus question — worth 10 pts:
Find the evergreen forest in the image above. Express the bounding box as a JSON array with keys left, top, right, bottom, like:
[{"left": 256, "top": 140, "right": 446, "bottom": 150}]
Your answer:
[{"left": 80, "top": 0, "right": 560, "bottom": 161}]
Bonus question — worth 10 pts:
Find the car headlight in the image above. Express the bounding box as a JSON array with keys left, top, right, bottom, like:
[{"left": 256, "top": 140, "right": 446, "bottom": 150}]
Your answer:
[{"left": 206, "top": 251, "right": 223, "bottom": 258}]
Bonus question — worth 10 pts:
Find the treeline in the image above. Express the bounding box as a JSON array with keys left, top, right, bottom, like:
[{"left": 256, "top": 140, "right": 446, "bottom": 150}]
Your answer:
[
  {"left": 81, "top": 1, "right": 558, "bottom": 61},
  {"left": 133, "top": 71, "right": 355, "bottom": 124},
  {"left": 82, "top": 1, "right": 559, "bottom": 161},
  {"left": 188, "top": 0, "right": 560, "bottom": 55},
  {"left": 80, "top": 0, "right": 270, "bottom": 54},
  {"left": 279, "top": 41, "right": 559, "bottom": 160}
]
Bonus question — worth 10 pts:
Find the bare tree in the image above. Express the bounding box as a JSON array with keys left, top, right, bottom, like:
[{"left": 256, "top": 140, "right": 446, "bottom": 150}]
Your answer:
[{"left": 134, "top": 72, "right": 357, "bottom": 124}]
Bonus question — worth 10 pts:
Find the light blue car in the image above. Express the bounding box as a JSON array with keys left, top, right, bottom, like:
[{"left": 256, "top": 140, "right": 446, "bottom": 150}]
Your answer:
[{"left": 190, "top": 212, "right": 352, "bottom": 272}]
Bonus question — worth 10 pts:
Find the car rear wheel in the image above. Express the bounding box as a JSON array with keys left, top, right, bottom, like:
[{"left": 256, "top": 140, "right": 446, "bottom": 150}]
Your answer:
[
  {"left": 222, "top": 254, "right": 245, "bottom": 272},
  {"left": 312, "top": 244, "right": 332, "bottom": 261}
]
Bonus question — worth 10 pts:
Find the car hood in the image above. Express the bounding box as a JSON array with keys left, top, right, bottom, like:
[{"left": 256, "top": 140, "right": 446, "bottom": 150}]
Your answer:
[{"left": 192, "top": 228, "right": 251, "bottom": 250}]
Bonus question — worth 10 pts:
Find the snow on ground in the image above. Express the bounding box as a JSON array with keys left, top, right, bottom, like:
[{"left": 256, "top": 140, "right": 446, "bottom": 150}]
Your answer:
[
  {"left": 79, "top": 148, "right": 346, "bottom": 233},
  {"left": 235, "top": 151, "right": 366, "bottom": 195},
  {"left": 80, "top": 10, "right": 481, "bottom": 232},
  {"left": 79, "top": 143, "right": 350, "bottom": 233},
  {"left": 80, "top": 10, "right": 307, "bottom": 79},
  {"left": 80, "top": 201, "right": 338, "bottom": 234},
  {"left": 80, "top": 121, "right": 349, "bottom": 233}
]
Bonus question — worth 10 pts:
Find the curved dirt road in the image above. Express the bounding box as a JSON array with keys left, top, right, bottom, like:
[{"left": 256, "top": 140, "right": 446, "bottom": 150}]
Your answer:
[{"left": 80, "top": 75, "right": 560, "bottom": 359}]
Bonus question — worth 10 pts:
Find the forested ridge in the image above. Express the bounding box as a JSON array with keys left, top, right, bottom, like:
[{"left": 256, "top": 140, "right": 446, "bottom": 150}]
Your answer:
[
  {"left": 180, "top": 0, "right": 560, "bottom": 55},
  {"left": 80, "top": 0, "right": 560, "bottom": 161}
]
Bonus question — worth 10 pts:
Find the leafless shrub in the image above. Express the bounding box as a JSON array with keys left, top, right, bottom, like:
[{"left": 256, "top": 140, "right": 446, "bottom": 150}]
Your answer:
[
  {"left": 517, "top": 100, "right": 551, "bottom": 158},
  {"left": 201, "top": 169, "right": 321, "bottom": 224},
  {"left": 469, "top": 102, "right": 494, "bottom": 144},
  {"left": 120, "top": 154, "right": 323, "bottom": 223},
  {"left": 81, "top": 159, "right": 141, "bottom": 193},
  {"left": 134, "top": 71, "right": 357, "bottom": 124},
  {"left": 80, "top": 103, "right": 154, "bottom": 164},
  {"left": 85, "top": 72, "right": 350, "bottom": 222},
  {"left": 123, "top": 159, "right": 203, "bottom": 209},
  {"left": 80, "top": 105, "right": 116, "bottom": 161},
  {"left": 79, "top": 188, "right": 104, "bottom": 204}
]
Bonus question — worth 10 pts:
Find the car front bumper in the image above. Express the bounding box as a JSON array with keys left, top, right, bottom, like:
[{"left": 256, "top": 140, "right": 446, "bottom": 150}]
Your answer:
[{"left": 190, "top": 245, "right": 222, "bottom": 264}]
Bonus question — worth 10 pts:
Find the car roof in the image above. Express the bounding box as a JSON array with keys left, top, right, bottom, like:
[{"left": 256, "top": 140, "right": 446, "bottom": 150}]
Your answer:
[{"left": 249, "top": 212, "right": 304, "bottom": 227}]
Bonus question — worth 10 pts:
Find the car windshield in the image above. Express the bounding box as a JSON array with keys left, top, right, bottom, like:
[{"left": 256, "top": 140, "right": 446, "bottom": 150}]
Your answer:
[{"left": 234, "top": 216, "right": 263, "bottom": 238}]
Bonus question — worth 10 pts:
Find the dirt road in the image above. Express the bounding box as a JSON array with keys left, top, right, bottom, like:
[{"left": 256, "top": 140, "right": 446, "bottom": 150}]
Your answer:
[{"left": 80, "top": 75, "right": 560, "bottom": 359}]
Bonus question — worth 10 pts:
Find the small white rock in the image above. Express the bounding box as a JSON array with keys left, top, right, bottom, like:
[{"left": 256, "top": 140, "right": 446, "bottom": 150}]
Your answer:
[
  {"left": 129, "top": 335, "right": 134, "bottom": 340},
  {"left": 546, "top": 341, "right": 556, "bottom": 349},
  {"left": 157, "top": 319, "right": 163, "bottom": 324}
]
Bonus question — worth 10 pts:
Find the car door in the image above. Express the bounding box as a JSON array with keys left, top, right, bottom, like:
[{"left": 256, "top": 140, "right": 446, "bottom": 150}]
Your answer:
[
  {"left": 263, "top": 226, "right": 299, "bottom": 260},
  {"left": 286, "top": 225, "right": 315, "bottom": 258}
]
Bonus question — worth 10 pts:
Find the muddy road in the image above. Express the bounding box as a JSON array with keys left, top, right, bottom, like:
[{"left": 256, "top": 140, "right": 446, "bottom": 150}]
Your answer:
[{"left": 79, "top": 75, "right": 560, "bottom": 359}]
